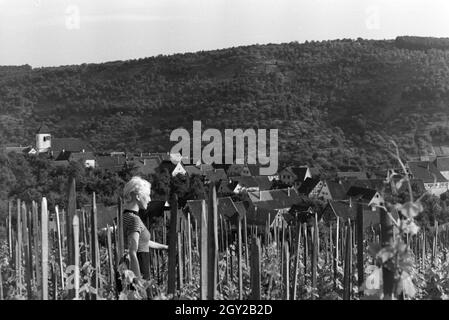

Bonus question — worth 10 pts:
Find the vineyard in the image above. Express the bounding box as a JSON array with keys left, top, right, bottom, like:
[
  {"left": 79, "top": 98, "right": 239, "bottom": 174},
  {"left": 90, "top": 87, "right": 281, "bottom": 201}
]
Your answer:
[{"left": 1, "top": 173, "right": 449, "bottom": 300}]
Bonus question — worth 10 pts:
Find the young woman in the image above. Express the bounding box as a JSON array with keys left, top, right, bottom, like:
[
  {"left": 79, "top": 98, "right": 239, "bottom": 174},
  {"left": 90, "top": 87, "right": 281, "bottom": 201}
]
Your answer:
[{"left": 122, "top": 176, "right": 168, "bottom": 280}]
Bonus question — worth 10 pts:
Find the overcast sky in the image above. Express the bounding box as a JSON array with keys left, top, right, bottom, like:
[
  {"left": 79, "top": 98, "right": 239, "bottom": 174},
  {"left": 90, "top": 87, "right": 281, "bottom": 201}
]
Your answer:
[{"left": 1, "top": 0, "right": 448, "bottom": 67}]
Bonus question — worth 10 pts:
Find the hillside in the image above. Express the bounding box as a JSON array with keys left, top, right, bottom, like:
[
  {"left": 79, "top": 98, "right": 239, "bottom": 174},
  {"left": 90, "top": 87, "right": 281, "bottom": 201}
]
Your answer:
[{"left": 2, "top": 36, "right": 449, "bottom": 174}]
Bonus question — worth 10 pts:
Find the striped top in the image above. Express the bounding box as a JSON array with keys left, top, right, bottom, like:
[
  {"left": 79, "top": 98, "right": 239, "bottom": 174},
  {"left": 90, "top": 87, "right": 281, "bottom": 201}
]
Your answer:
[{"left": 123, "top": 210, "right": 151, "bottom": 253}]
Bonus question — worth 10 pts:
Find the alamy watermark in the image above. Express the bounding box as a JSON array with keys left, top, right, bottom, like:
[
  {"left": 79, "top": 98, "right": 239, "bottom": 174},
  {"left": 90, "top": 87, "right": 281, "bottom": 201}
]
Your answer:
[{"left": 170, "top": 121, "right": 278, "bottom": 175}]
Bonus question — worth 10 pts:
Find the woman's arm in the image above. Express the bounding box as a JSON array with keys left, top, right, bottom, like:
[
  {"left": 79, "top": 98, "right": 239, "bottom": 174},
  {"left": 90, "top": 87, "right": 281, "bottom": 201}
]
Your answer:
[
  {"left": 148, "top": 240, "right": 168, "bottom": 250},
  {"left": 128, "top": 232, "right": 141, "bottom": 278}
]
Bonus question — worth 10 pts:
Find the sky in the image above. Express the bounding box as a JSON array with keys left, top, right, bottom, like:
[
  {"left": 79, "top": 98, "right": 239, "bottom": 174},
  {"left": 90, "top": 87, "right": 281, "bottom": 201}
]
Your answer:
[{"left": 0, "top": 0, "right": 448, "bottom": 67}]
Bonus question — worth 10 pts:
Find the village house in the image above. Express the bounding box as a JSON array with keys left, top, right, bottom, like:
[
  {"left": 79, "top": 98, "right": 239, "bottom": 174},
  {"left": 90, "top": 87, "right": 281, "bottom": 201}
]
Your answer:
[
  {"left": 245, "top": 201, "right": 289, "bottom": 229},
  {"left": 315, "top": 180, "right": 347, "bottom": 201},
  {"left": 184, "top": 163, "right": 228, "bottom": 182},
  {"left": 222, "top": 162, "right": 279, "bottom": 181},
  {"left": 95, "top": 154, "right": 126, "bottom": 172},
  {"left": 217, "top": 179, "right": 239, "bottom": 196},
  {"left": 4, "top": 145, "right": 37, "bottom": 155},
  {"left": 346, "top": 186, "right": 384, "bottom": 209},
  {"left": 336, "top": 171, "right": 368, "bottom": 181},
  {"left": 50, "top": 138, "right": 92, "bottom": 155},
  {"left": 340, "top": 179, "right": 385, "bottom": 192},
  {"left": 321, "top": 200, "right": 397, "bottom": 228},
  {"left": 433, "top": 156, "right": 449, "bottom": 181},
  {"left": 184, "top": 165, "right": 203, "bottom": 176},
  {"left": 247, "top": 187, "right": 300, "bottom": 203},
  {"left": 158, "top": 159, "right": 187, "bottom": 177},
  {"left": 243, "top": 187, "right": 302, "bottom": 229},
  {"left": 231, "top": 175, "right": 272, "bottom": 194},
  {"left": 35, "top": 124, "right": 92, "bottom": 157},
  {"left": 278, "top": 166, "right": 311, "bottom": 188},
  {"left": 407, "top": 161, "right": 449, "bottom": 196},
  {"left": 54, "top": 150, "right": 96, "bottom": 168},
  {"left": 172, "top": 162, "right": 187, "bottom": 176},
  {"left": 226, "top": 163, "right": 252, "bottom": 177},
  {"left": 204, "top": 168, "right": 228, "bottom": 184},
  {"left": 432, "top": 145, "right": 449, "bottom": 157},
  {"left": 297, "top": 177, "right": 322, "bottom": 197},
  {"left": 184, "top": 197, "right": 245, "bottom": 230},
  {"left": 286, "top": 201, "right": 318, "bottom": 225},
  {"left": 216, "top": 197, "right": 245, "bottom": 229},
  {"left": 321, "top": 200, "right": 355, "bottom": 223}
]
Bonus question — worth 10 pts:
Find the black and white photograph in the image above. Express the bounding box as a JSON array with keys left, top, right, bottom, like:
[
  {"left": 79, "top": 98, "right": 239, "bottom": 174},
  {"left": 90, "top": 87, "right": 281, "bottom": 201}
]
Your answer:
[{"left": 1, "top": 0, "right": 449, "bottom": 307}]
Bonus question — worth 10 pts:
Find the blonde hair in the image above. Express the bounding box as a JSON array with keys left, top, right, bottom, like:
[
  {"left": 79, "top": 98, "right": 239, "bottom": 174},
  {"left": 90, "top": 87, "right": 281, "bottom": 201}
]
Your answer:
[{"left": 123, "top": 176, "right": 151, "bottom": 203}]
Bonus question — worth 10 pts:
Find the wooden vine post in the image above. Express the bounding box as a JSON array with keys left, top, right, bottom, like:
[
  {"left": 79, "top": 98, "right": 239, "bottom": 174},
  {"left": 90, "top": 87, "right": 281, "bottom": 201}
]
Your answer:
[
  {"left": 343, "top": 219, "right": 352, "bottom": 300},
  {"left": 432, "top": 220, "right": 439, "bottom": 266},
  {"left": 422, "top": 229, "right": 426, "bottom": 267},
  {"left": 73, "top": 214, "right": 80, "bottom": 300},
  {"left": 229, "top": 220, "right": 234, "bottom": 283},
  {"left": 282, "top": 241, "right": 290, "bottom": 300},
  {"left": 60, "top": 208, "right": 65, "bottom": 257},
  {"left": 243, "top": 214, "right": 249, "bottom": 266},
  {"left": 83, "top": 210, "right": 89, "bottom": 262},
  {"left": 21, "top": 202, "right": 32, "bottom": 299},
  {"left": 167, "top": 193, "right": 179, "bottom": 296},
  {"left": 250, "top": 236, "right": 261, "bottom": 300},
  {"left": 67, "top": 179, "right": 76, "bottom": 263},
  {"left": 334, "top": 217, "right": 340, "bottom": 289},
  {"left": 32, "top": 201, "right": 41, "bottom": 294},
  {"left": 41, "top": 197, "right": 49, "bottom": 300},
  {"left": 224, "top": 216, "right": 229, "bottom": 284},
  {"left": 219, "top": 215, "right": 224, "bottom": 252},
  {"left": 356, "top": 202, "right": 364, "bottom": 297},
  {"left": 116, "top": 197, "right": 124, "bottom": 266},
  {"left": 8, "top": 201, "right": 12, "bottom": 260},
  {"left": 52, "top": 262, "right": 58, "bottom": 300},
  {"left": 280, "top": 220, "right": 285, "bottom": 276},
  {"left": 303, "top": 223, "right": 308, "bottom": 280},
  {"left": 380, "top": 207, "right": 394, "bottom": 300},
  {"left": 266, "top": 214, "right": 270, "bottom": 246},
  {"left": 26, "top": 205, "right": 33, "bottom": 285},
  {"left": 207, "top": 184, "right": 218, "bottom": 300},
  {"left": 79, "top": 209, "right": 87, "bottom": 265},
  {"left": 187, "top": 212, "right": 193, "bottom": 283},
  {"left": 66, "top": 178, "right": 76, "bottom": 299},
  {"left": 90, "top": 193, "right": 99, "bottom": 300},
  {"left": 292, "top": 222, "right": 302, "bottom": 300},
  {"left": 16, "top": 199, "right": 22, "bottom": 296},
  {"left": 0, "top": 264, "right": 3, "bottom": 300},
  {"left": 311, "top": 212, "right": 318, "bottom": 296},
  {"left": 177, "top": 212, "right": 184, "bottom": 290},
  {"left": 106, "top": 225, "right": 115, "bottom": 289},
  {"left": 200, "top": 199, "right": 208, "bottom": 299},
  {"left": 236, "top": 212, "right": 243, "bottom": 300},
  {"left": 55, "top": 206, "right": 64, "bottom": 290}
]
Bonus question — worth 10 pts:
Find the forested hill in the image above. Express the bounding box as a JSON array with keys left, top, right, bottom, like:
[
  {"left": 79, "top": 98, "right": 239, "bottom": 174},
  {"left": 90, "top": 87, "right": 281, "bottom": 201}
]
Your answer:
[{"left": 2, "top": 36, "right": 449, "bottom": 174}]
